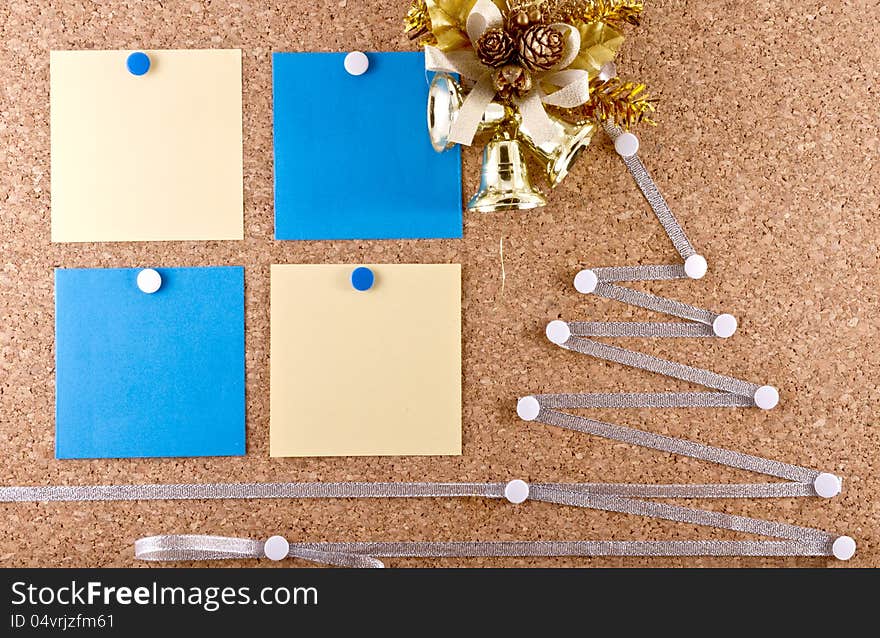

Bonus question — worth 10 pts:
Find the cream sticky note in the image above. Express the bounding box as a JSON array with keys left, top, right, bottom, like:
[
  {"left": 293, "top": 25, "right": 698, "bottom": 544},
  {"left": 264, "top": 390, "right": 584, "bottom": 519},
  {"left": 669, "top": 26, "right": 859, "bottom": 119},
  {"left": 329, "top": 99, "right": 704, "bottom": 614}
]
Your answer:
[
  {"left": 270, "top": 264, "right": 462, "bottom": 457},
  {"left": 50, "top": 49, "right": 243, "bottom": 242}
]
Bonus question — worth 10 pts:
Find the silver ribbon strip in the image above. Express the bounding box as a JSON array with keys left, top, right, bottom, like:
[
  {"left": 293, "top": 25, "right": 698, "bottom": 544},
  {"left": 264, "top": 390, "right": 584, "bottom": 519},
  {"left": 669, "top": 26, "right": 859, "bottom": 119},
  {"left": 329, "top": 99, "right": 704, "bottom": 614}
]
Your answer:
[
  {"left": 593, "top": 282, "right": 718, "bottom": 324},
  {"left": 134, "top": 536, "right": 832, "bottom": 567},
  {"left": 592, "top": 264, "right": 688, "bottom": 282},
  {"left": 570, "top": 321, "right": 716, "bottom": 338},
  {"left": 535, "top": 391, "right": 753, "bottom": 408},
  {"left": 528, "top": 403, "right": 818, "bottom": 483},
  {"left": 558, "top": 336, "right": 760, "bottom": 398},
  {"left": 603, "top": 121, "right": 696, "bottom": 260},
  {"left": 0, "top": 480, "right": 816, "bottom": 503}
]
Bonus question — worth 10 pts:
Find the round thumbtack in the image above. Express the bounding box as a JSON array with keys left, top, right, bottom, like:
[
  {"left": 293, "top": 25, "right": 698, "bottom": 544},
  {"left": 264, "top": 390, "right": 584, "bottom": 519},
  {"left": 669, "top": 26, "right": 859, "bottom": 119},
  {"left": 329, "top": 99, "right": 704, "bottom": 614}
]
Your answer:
[
  {"left": 831, "top": 536, "right": 856, "bottom": 561},
  {"left": 263, "top": 535, "right": 290, "bottom": 561},
  {"left": 516, "top": 396, "right": 541, "bottom": 421},
  {"left": 574, "top": 268, "right": 598, "bottom": 294},
  {"left": 351, "top": 266, "right": 374, "bottom": 291},
  {"left": 813, "top": 473, "right": 842, "bottom": 499},
  {"left": 684, "top": 254, "right": 708, "bottom": 279},
  {"left": 753, "top": 385, "right": 779, "bottom": 410},
  {"left": 126, "top": 51, "right": 151, "bottom": 76},
  {"left": 546, "top": 320, "right": 571, "bottom": 345},
  {"left": 504, "top": 479, "right": 530, "bottom": 504},
  {"left": 712, "top": 313, "right": 738, "bottom": 338},
  {"left": 136, "top": 268, "right": 162, "bottom": 294},
  {"left": 614, "top": 132, "right": 639, "bottom": 158},
  {"left": 344, "top": 51, "right": 369, "bottom": 76}
]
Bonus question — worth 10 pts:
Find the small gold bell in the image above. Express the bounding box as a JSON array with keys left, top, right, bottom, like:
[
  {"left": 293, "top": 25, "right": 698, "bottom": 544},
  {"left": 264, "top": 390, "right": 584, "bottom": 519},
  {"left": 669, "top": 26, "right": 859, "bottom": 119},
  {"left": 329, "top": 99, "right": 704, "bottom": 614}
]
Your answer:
[
  {"left": 467, "top": 131, "right": 547, "bottom": 213},
  {"left": 519, "top": 114, "right": 594, "bottom": 187}
]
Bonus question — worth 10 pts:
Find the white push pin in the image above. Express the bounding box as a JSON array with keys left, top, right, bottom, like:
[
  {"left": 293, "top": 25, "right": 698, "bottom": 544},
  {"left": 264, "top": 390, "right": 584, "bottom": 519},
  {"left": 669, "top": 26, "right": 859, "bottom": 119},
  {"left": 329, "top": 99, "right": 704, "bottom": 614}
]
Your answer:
[
  {"left": 684, "top": 254, "right": 708, "bottom": 279},
  {"left": 546, "top": 320, "right": 571, "bottom": 345},
  {"left": 516, "top": 396, "right": 541, "bottom": 421},
  {"left": 813, "top": 473, "right": 842, "bottom": 499},
  {"left": 712, "top": 313, "right": 738, "bottom": 338},
  {"left": 753, "top": 385, "right": 779, "bottom": 410},
  {"left": 263, "top": 535, "right": 290, "bottom": 561},
  {"left": 831, "top": 536, "right": 856, "bottom": 561},
  {"left": 136, "top": 268, "right": 162, "bottom": 294},
  {"left": 504, "top": 479, "right": 530, "bottom": 504},
  {"left": 614, "top": 132, "right": 639, "bottom": 158},
  {"left": 574, "top": 269, "right": 598, "bottom": 294},
  {"left": 344, "top": 51, "right": 369, "bottom": 76}
]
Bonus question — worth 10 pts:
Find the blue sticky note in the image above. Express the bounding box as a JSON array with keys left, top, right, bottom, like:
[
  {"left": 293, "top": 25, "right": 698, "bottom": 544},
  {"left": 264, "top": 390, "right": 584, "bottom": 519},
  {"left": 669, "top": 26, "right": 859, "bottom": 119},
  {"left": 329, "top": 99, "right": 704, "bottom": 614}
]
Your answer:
[
  {"left": 273, "top": 51, "right": 462, "bottom": 240},
  {"left": 55, "top": 266, "right": 245, "bottom": 459}
]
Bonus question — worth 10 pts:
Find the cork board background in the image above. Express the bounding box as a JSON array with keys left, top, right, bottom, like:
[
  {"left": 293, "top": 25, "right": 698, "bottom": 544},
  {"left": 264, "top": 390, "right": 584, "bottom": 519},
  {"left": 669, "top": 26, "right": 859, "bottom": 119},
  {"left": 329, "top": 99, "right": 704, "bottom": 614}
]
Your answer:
[{"left": 1, "top": 0, "right": 877, "bottom": 568}]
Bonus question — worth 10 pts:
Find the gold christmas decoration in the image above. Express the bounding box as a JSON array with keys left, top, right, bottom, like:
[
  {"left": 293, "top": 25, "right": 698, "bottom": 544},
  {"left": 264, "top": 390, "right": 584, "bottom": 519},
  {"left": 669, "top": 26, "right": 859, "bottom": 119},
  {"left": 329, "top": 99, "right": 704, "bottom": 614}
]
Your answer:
[
  {"left": 467, "top": 130, "right": 547, "bottom": 213},
  {"left": 517, "top": 24, "right": 565, "bottom": 70},
  {"left": 404, "top": 0, "right": 436, "bottom": 45},
  {"left": 405, "top": 0, "right": 656, "bottom": 211},
  {"left": 507, "top": 5, "right": 543, "bottom": 30},
  {"left": 475, "top": 27, "right": 516, "bottom": 67},
  {"left": 493, "top": 63, "right": 533, "bottom": 97},
  {"left": 557, "top": 76, "right": 656, "bottom": 129},
  {"left": 543, "top": 0, "right": 644, "bottom": 27}
]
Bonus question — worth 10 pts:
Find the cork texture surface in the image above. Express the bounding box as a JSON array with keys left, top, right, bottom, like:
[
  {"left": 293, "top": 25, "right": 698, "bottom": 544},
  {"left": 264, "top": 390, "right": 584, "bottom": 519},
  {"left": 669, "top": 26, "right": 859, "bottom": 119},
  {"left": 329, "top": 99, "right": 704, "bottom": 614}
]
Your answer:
[{"left": 0, "top": 0, "right": 877, "bottom": 567}]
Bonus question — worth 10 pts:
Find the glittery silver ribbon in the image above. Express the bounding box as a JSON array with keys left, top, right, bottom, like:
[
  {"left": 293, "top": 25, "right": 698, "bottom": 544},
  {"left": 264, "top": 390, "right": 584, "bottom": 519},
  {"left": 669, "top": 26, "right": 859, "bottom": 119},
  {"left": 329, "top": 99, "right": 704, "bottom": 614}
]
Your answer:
[
  {"left": 134, "top": 536, "right": 831, "bottom": 567},
  {"left": 602, "top": 122, "right": 696, "bottom": 260},
  {"left": 503, "top": 122, "right": 854, "bottom": 565},
  {"left": 525, "top": 401, "right": 817, "bottom": 483},
  {"left": 543, "top": 122, "right": 768, "bottom": 405},
  {"left": 134, "top": 537, "right": 833, "bottom": 567},
  {"left": 131, "top": 479, "right": 841, "bottom": 565},
  {"left": 132, "top": 480, "right": 841, "bottom": 565},
  {"left": 0, "top": 479, "right": 818, "bottom": 503}
]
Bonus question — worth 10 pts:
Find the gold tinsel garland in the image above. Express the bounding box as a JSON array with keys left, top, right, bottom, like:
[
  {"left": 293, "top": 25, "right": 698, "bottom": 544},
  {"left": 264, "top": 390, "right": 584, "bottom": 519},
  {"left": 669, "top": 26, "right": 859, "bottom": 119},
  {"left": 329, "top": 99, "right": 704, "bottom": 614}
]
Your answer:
[
  {"left": 404, "top": 0, "right": 436, "bottom": 45},
  {"left": 555, "top": 76, "right": 657, "bottom": 129},
  {"left": 543, "top": 0, "right": 644, "bottom": 28}
]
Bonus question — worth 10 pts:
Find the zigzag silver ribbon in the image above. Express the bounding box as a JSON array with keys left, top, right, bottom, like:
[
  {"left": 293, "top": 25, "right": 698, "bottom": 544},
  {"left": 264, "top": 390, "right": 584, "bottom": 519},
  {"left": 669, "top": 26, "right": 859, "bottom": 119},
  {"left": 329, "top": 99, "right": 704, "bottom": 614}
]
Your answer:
[{"left": 514, "top": 122, "right": 853, "bottom": 562}]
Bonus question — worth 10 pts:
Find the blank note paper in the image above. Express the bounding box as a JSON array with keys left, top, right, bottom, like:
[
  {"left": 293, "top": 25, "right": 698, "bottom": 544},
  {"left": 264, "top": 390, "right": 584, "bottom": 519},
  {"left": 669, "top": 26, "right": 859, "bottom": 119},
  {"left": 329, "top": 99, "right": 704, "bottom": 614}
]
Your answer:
[
  {"left": 270, "top": 264, "right": 461, "bottom": 457},
  {"left": 50, "top": 49, "right": 243, "bottom": 242},
  {"left": 273, "top": 52, "right": 462, "bottom": 240},
  {"left": 55, "top": 267, "right": 245, "bottom": 459}
]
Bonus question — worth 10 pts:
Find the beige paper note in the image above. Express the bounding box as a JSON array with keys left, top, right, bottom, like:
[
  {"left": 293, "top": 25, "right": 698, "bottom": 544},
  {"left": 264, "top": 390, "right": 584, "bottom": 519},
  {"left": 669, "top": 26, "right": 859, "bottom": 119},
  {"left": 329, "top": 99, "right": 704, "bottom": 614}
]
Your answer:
[
  {"left": 50, "top": 49, "right": 243, "bottom": 242},
  {"left": 270, "top": 264, "right": 462, "bottom": 457}
]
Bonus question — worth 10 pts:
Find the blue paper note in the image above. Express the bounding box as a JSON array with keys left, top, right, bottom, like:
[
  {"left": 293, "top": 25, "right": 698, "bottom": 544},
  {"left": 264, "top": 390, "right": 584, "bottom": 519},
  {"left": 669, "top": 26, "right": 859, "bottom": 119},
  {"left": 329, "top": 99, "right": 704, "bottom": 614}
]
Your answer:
[
  {"left": 273, "top": 51, "right": 462, "bottom": 240},
  {"left": 55, "top": 267, "right": 245, "bottom": 459}
]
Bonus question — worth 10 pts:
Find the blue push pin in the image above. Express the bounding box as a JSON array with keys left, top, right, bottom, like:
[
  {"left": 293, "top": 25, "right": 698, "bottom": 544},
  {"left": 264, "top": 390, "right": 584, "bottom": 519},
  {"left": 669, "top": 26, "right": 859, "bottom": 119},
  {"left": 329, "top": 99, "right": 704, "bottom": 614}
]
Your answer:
[
  {"left": 126, "top": 51, "right": 151, "bottom": 76},
  {"left": 351, "top": 267, "right": 374, "bottom": 291}
]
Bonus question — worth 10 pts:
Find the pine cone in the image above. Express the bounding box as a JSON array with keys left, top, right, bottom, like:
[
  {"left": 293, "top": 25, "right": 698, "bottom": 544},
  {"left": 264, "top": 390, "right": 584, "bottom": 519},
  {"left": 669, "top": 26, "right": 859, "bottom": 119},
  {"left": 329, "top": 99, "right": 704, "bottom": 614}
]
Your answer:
[
  {"left": 517, "top": 24, "right": 564, "bottom": 71},
  {"left": 493, "top": 64, "right": 533, "bottom": 98},
  {"left": 475, "top": 28, "right": 515, "bottom": 68}
]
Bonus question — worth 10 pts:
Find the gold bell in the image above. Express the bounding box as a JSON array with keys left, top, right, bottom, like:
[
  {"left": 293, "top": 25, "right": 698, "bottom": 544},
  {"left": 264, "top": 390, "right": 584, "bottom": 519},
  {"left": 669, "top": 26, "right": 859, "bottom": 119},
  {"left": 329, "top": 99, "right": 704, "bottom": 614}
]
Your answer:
[
  {"left": 519, "top": 115, "right": 594, "bottom": 187},
  {"left": 467, "top": 131, "right": 547, "bottom": 213}
]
